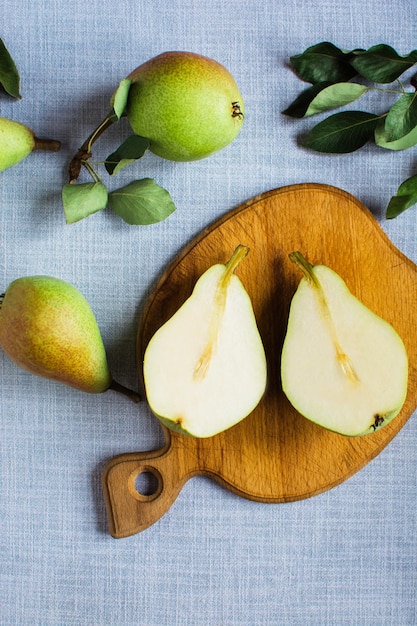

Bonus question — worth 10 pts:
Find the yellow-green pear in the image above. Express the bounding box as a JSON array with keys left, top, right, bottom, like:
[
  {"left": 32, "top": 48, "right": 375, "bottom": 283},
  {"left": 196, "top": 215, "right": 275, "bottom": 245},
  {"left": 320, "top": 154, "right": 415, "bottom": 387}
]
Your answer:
[
  {"left": 0, "top": 276, "right": 139, "bottom": 400},
  {"left": 126, "top": 51, "right": 244, "bottom": 161},
  {"left": 0, "top": 117, "right": 60, "bottom": 172},
  {"left": 143, "top": 246, "right": 267, "bottom": 438},
  {"left": 281, "top": 252, "right": 408, "bottom": 436}
]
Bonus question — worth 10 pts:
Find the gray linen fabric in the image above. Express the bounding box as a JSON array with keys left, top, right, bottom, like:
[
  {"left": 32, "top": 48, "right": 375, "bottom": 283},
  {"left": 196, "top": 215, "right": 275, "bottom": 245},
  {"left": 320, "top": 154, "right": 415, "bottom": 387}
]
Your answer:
[{"left": 0, "top": 0, "right": 416, "bottom": 624}]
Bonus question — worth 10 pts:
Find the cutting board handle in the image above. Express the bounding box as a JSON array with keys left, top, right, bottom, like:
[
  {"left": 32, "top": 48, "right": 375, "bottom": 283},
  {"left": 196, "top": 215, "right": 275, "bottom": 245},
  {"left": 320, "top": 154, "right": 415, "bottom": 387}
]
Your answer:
[{"left": 102, "top": 437, "right": 197, "bottom": 538}]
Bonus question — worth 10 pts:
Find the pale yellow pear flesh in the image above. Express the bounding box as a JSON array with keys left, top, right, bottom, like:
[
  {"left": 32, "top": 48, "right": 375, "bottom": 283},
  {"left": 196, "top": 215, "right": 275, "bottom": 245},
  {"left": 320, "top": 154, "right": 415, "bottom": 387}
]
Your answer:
[
  {"left": 281, "top": 254, "right": 408, "bottom": 436},
  {"left": 0, "top": 117, "right": 35, "bottom": 172},
  {"left": 143, "top": 247, "right": 267, "bottom": 438},
  {"left": 0, "top": 276, "right": 112, "bottom": 394}
]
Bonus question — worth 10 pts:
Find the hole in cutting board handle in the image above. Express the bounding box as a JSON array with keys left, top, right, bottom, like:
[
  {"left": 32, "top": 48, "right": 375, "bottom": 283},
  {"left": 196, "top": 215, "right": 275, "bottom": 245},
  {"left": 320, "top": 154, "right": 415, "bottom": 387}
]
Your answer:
[{"left": 128, "top": 466, "right": 163, "bottom": 502}]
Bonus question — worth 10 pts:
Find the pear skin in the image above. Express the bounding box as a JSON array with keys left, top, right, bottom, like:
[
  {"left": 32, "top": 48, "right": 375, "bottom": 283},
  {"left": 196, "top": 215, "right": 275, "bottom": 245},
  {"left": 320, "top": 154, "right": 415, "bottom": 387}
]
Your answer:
[
  {"left": 126, "top": 51, "right": 244, "bottom": 161},
  {"left": 0, "top": 117, "right": 35, "bottom": 171},
  {"left": 0, "top": 117, "right": 60, "bottom": 172},
  {"left": 0, "top": 276, "right": 113, "bottom": 394}
]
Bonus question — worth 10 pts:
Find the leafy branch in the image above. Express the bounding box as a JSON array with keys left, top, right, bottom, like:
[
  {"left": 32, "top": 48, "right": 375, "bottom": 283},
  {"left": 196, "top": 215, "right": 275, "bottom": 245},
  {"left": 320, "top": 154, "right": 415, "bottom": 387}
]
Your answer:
[
  {"left": 283, "top": 42, "right": 417, "bottom": 219},
  {"left": 64, "top": 79, "right": 176, "bottom": 226}
]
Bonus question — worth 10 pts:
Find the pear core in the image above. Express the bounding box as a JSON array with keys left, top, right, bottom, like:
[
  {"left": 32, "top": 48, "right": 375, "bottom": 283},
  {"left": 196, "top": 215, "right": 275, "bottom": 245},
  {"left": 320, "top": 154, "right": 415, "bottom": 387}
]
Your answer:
[
  {"left": 126, "top": 51, "right": 244, "bottom": 161},
  {"left": 281, "top": 253, "right": 408, "bottom": 436},
  {"left": 143, "top": 246, "right": 267, "bottom": 438}
]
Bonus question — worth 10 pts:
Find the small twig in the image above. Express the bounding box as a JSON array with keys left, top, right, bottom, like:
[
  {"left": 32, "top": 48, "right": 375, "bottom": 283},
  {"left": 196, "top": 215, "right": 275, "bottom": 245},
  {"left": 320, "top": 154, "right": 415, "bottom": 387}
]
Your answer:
[{"left": 68, "top": 115, "right": 115, "bottom": 183}]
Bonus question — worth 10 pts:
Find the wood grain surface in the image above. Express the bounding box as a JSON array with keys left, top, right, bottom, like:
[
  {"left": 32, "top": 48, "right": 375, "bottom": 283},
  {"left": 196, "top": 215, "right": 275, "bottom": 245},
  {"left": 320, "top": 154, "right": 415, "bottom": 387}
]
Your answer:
[{"left": 102, "top": 184, "right": 417, "bottom": 538}]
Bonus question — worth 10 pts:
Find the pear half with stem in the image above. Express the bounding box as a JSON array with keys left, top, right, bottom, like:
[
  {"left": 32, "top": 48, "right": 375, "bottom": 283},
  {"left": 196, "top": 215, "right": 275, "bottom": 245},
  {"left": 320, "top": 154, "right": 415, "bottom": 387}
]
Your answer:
[
  {"left": 143, "top": 245, "right": 267, "bottom": 438},
  {"left": 281, "top": 252, "right": 408, "bottom": 436}
]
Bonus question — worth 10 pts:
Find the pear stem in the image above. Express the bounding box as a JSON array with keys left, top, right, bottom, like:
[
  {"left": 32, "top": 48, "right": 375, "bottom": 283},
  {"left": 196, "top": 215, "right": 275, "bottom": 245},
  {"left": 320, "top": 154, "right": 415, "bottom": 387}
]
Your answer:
[
  {"left": 109, "top": 380, "right": 142, "bottom": 403},
  {"left": 288, "top": 251, "right": 318, "bottom": 288},
  {"left": 222, "top": 244, "right": 249, "bottom": 283},
  {"left": 68, "top": 115, "right": 115, "bottom": 183},
  {"left": 33, "top": 137, "right": 61, "bottom": 152},
  {"left": 289, "top": 251, "right": 359, "bottom": 384}
]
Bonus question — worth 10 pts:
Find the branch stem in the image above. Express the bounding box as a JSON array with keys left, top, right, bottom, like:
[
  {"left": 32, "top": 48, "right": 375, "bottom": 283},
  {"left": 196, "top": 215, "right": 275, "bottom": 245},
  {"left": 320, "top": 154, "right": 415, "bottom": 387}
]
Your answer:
[
  {"left": 68, "top": 115, "right": 115, "bottom": 183},
  {"left": 83, "top": 160, "right": 102, "bottom": 183}
]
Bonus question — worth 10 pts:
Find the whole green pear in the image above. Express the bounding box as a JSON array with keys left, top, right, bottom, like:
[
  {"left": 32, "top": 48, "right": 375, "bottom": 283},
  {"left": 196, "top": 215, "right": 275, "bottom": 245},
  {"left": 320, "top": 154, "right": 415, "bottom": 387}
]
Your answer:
[
  {"left": 0, "top": 276, "right": 138, "bottom": 400},
  {"left": 126, "top": 51, "right": 244, "bottom": 161},
  {"left": 0, "top": 117, "right": 60, "bottom": 172}
]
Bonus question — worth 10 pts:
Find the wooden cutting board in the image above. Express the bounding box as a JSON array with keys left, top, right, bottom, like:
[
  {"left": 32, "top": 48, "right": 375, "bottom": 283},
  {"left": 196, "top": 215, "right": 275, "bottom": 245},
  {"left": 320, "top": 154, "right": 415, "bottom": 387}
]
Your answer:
[{"left": 102, "top": 183, "right": 417, "bottom": 538}]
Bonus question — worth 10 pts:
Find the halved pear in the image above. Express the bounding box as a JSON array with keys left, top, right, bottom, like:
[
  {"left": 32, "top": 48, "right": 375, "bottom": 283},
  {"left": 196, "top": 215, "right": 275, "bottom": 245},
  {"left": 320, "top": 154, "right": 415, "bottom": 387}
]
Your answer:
[
  {"left": 143, "top": 245, "right": 267, "bottom": 438},
  {"left": 281, "top": 252, "right": 408, "bottom": 436}
]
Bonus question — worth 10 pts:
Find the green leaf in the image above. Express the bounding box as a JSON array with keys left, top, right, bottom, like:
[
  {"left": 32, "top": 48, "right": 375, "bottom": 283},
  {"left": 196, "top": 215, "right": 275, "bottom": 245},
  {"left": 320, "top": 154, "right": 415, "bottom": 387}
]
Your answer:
[
  {"left": 108, "top": 178, "right": 176, "bottom": 225},
  {"left": 62, "top": 182, "right": 108, "bottom": 224},
  {"left": 350, "top": 44, "right": 417, "bottom": 83},
  {"left": 386, "top": 194, "right": 417, "bottom": 219},
  {"left": 375, "top": 119, "right": 417, "bottom": 150},
  {"left": 383, "top": 93, "right": 417, "bottom": 142},
  {"left": 386, "top": 174, "right": 417, "bottom": 219},
  {"left": 307, "top": 82, "right": 368, "bottom": 116},
  {"left": 0, "top": 38, "right": 21, "bottom": 98},
  {"left": 109, "top": 78, "right": 132, "bottom": 121},
  {"left": 305, "top": 83, "right": 368, "bottom": 117},
  {"left": 290, "top": 42, "right": 360, "bottom": 84},
  {"left": 303, "top": 111, "right": 380, "bottom": 153},
  {"left": 283, "top": 82, "right": 333, "bottom": 117},
  {"left": 283, "top": 82, "right": 368, "bottom": 118},
  {"left": 105, "top": 135, "right": 150, "bottom": 175},
  {"left": 393, "top": 173, "right": 417, "bottom": 197}
]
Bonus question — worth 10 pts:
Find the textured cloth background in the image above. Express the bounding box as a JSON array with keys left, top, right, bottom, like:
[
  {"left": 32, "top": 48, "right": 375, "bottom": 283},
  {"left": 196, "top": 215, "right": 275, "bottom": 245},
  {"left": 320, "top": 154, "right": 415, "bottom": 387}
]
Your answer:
[{"left": 0, "top": 1, "right": 416, "bottom": 624}]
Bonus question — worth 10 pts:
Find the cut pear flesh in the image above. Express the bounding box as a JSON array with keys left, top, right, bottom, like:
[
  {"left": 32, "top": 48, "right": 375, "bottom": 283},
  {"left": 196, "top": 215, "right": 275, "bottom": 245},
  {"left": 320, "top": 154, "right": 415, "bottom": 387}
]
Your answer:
[
  {"left": 281, "top": 252, "right": 408, "bottom": 436},
  {"left": 143, "top": 246, "right": 267, "bottom": 438}
]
